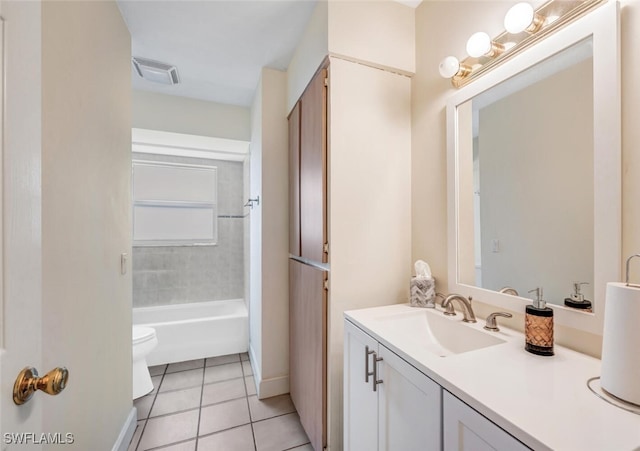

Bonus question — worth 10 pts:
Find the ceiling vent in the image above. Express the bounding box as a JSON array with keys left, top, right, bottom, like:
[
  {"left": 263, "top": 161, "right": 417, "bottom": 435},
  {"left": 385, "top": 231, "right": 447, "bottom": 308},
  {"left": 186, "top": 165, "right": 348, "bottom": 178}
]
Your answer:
[{"left": 132, "top": 57, "right": 180, "bottom": 85}]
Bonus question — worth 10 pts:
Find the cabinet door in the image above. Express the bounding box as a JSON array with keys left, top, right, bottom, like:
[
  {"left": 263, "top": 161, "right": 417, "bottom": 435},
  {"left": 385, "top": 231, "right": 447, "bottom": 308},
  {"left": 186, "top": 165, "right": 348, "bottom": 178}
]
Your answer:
[
  {"left": 378, "top": 345, "right": 442, "bottom": 451},
  {"left": 300, "top": 67, "right": 327, "bottom": 263},
  {"left": 443, "top": 391, "right": 530, "bottom": 451},
  {"left": 288, "top": 102, "right": 301, "bottom": 256},
  {"left": 289, "top": 260, "right": 327, "bottom": 451},
  {"left": 344, "top": 321, "right": 379, "bottom": 451}
]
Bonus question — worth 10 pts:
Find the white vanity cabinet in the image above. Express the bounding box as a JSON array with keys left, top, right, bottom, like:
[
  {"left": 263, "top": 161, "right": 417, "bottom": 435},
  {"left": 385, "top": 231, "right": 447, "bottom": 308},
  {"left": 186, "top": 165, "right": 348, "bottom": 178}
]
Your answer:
[
  {"left": 443, "top": 391, "right": 530, "bottom": 451},
  {"left": 344, "top": 320, "right": 442, "bottom": 451}
]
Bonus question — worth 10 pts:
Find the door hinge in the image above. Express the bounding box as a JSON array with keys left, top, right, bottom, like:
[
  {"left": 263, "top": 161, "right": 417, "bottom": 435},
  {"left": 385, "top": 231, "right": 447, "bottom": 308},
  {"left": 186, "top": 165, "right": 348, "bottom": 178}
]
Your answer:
[
  {"left": 323, "top": 279, "right": 329, "bottom": 291},
  {"left": 323, "top": 242, "right": 329, "bottom": 254},
  {"left": 324, "top": 77, "right": 329, "bottom": 87}
]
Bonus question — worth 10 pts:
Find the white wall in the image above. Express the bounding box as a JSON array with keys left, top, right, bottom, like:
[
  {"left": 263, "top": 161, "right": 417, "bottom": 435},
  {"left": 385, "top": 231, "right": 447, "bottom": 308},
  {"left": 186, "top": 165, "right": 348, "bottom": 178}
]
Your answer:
[
  {"left": 249, "top": 80, "right": 263, "bottom": 383},
  {"left": 41, "top": 1, "right": 132, "bottom": 448},
  {"left": 413, "top": 0, "right": 640, "bottom": 357},
  {"left": 132, "top": 90, "right": 251, "bottom": 141},
  {"left": 0, "top": 0, "right": 44, "bottom": 439},
  {"left": 327, "top": 56, "right": 412, "bottom": 451},
  {"left": 249, "top": 68, "right": 290, "bottom": 399}
]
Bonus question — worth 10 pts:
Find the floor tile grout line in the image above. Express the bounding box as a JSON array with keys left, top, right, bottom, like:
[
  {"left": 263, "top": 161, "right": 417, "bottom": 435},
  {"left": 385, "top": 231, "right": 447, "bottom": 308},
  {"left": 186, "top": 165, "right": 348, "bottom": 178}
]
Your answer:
[
  {"left": 196, "top": 420, "right": 253, "bottom": 441},
  {"left": 135, "top": 367, "right": 166, "bottom": 451},
  {"left": 144, "top": 436, "right": 197, "bottom": 451},
  {"left": 141, "top": 392, "right": 250, "bottom": 421},
  {"left": 156, "top": 359, "right": 243, "bottom": 378},
  {"left": 138, "top": 397, "right": 295, "bottom": 424},
  {"left": 240, "top": 354, "right": 258, "bottom": 451},
  {"left": 156, "top": 374, "right": 245, "bottom": 396},
  {"left": 250, "top": 410, "right": 299, "bottom": 425},
  {"left": 194, "top": 362, "right": 207, "bottom": 451},
  {"left": 282, "top": 443, "right": 312, "bottom": 451}
]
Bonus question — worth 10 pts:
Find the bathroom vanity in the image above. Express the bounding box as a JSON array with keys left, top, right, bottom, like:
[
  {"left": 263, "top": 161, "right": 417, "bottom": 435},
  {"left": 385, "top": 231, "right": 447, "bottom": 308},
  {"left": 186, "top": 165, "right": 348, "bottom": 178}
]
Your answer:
[{"left": 344, "top": 304, "right": 640, "bottom": 451}]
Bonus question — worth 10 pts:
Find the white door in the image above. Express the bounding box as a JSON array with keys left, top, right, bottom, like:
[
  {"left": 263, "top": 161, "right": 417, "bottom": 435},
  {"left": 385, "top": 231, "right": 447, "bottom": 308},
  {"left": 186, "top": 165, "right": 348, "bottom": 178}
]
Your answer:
[
  {"left": 378, "top": 345, "right": 442, "bottom": 451},
  {"left": 0, "top": 1, "right": 45, "bottom": 449},
  {"left": 443, "top": 391, "right": 530, "bottom": 451},
  {"left": 343, "top": 321, "right": 379, "bottom": 451}
]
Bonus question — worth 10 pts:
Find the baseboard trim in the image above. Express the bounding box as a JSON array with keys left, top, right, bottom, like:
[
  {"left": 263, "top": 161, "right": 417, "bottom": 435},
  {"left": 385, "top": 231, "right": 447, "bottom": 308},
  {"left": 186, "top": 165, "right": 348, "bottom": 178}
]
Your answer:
[
  {"left": 258, "top": 374, "right": 290, "bottom": 399},
  {"left": 112, "top": 407, "right": 137, "bottom": 451},
  {"left": 249, "top": 344, "right": 289, "bottom": 399},
  {"left": 248, "top": 343, "right": 289, "bottom": 399}
]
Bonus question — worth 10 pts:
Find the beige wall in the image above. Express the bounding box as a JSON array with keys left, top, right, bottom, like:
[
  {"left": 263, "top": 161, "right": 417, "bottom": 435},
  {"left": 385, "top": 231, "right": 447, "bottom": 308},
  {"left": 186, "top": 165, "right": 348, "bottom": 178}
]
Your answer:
[
  {"left": 132, "top": 90, "right": 251, "bottom": 141},
  {"left": 414, "top": 1, "right": 640, "bottom": 357},
  {"left": 621, "top": 0, "right": 640, "bottom": 284},
  {"left": 41, "top": 1, "right": 132, "bottom": 448},
  {"left": 249, "top": 68, "right": 290, "bottom": 399},
  {"left": 328, "top": 56, "right": 412, "bottom": 451},
  {"left": 327, "top": 0, "right": 415, "bottom": 74},
  {"left": 286, "top": 0, "right": 415, "bottom": 115}
]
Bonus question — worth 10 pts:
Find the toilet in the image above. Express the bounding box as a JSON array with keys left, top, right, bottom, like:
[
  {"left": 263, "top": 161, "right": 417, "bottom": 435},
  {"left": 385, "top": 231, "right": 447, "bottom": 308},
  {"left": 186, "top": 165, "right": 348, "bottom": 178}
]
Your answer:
[{"left": 132, "top": 326, "right": 158, "bottom": 399}]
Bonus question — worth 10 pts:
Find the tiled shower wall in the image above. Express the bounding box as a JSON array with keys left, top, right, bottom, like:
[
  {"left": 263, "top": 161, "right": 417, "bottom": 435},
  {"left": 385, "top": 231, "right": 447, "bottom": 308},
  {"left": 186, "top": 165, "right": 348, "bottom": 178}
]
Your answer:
[{"left": 132, "top": 154, "right": 245, "bottom": 308}]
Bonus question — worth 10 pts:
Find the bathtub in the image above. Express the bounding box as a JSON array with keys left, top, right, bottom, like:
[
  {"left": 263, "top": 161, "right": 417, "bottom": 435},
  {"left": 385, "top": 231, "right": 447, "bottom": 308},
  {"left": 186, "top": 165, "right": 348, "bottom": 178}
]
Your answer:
[{"left": 133, "top": 299, "right": 248, "bottom": 366}]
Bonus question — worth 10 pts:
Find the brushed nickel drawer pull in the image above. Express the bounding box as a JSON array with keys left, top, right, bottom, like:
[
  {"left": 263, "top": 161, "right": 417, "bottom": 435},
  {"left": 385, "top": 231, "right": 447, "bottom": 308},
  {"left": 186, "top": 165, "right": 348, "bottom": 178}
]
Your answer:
[
  {"left": 365, "top": 345, "right": 375, "bottom": 383},
  {"left": 373, "top": 353, "right": 383, "bottom": 392}
]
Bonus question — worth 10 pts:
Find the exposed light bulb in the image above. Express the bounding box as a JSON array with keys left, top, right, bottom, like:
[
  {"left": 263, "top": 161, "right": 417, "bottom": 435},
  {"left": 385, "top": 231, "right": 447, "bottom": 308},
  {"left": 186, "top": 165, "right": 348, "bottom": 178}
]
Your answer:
[
  {"left": 504, "top": 2, "right": 544, "bottom": 34},
  {"left": 438, "top": 56, "right": 472, "bottom": 80},
  {"left": 439, "top": 56, "right": 461, "bottom": 78},
  {"left": 467, "top": 32, "right": 503, "bottom": 58}
]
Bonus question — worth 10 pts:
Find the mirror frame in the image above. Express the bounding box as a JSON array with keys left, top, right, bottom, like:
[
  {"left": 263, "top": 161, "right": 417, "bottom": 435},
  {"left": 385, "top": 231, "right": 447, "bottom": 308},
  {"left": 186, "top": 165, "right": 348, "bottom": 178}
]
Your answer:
[{"left": 446, "top": 1, "right": 620, "bottom": 335}]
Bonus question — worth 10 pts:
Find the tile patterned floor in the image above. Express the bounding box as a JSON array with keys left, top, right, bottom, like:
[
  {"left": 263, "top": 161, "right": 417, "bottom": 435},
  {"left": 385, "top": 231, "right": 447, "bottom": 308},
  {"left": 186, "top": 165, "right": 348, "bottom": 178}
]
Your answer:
[{"left": 129, "top": 353, "right": 312, "bottom": 451}]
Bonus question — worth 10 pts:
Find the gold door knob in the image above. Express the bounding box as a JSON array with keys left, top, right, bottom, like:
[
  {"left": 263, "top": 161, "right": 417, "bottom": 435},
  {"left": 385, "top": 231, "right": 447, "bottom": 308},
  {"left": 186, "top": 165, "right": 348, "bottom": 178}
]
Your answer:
[{"left": 13, "top": 366, "right": 69, "bottom": 405}]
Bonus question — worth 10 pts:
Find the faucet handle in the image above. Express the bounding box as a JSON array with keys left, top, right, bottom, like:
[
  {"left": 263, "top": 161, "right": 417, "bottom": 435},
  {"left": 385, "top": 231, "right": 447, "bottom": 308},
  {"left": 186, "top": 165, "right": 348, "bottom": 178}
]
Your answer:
[{"left": 484, "top": 312, "right": 513, "bottom": 332}]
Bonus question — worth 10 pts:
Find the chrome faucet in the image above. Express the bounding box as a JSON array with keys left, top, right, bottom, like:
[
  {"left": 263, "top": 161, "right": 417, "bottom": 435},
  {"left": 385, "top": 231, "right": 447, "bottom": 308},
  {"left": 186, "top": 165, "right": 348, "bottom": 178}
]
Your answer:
[{"left": 442, "top": 294, "right": 476, "bottom": 323}]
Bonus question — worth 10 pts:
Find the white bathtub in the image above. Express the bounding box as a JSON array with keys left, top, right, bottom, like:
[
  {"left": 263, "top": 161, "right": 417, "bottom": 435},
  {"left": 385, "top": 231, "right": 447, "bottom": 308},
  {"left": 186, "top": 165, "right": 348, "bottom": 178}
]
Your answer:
[{"left": 133, "top": 299, "right": 248, "bottom": 366}]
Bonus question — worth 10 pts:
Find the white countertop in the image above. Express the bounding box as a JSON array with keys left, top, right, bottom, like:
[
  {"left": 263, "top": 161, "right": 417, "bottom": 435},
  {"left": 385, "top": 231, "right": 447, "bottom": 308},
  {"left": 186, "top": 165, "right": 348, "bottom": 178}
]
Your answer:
[{"left": 344, "top": 303, "right": 640, "bottom": 451}]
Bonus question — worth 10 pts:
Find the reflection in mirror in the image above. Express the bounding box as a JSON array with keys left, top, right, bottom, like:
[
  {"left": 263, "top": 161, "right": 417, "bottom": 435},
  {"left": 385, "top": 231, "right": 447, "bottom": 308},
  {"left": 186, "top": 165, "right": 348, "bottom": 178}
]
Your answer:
[{"left": 457, "top": 38, "right": 595, "bottom": 308}]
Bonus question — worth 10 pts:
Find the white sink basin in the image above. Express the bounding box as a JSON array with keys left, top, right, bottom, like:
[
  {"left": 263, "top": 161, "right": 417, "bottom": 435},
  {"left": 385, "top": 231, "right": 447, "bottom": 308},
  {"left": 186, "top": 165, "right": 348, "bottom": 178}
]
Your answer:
[{"left": 372, "top": 309, "right": 506, "bottom": 357}]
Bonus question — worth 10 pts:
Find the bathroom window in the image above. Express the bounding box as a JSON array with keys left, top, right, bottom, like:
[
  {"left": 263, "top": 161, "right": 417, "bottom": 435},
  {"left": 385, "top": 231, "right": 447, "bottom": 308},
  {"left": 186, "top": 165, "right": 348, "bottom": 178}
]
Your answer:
[{"left": 132, "top": 160, "right": 218, "bottom": 246}]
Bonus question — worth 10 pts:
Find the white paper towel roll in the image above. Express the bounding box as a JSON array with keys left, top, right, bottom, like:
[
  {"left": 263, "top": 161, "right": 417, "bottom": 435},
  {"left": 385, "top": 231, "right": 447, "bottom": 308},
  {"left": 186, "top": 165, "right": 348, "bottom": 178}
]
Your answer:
[{"left": 601, "top": 282, "right": 640, "bottom": 405}]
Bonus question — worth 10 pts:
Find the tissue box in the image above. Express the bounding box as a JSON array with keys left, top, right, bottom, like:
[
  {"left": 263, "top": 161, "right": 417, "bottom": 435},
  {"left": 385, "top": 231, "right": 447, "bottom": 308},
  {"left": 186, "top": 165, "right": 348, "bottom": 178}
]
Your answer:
[{"left": 410, "top": 277, "right": 436, "bottom": 308}]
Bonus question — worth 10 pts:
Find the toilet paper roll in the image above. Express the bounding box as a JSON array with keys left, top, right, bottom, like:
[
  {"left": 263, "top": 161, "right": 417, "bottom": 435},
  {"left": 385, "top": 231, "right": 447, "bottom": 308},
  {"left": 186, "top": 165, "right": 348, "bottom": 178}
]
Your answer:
[{"left": 601, "top": 282, "right": 640, "bottom": 405}]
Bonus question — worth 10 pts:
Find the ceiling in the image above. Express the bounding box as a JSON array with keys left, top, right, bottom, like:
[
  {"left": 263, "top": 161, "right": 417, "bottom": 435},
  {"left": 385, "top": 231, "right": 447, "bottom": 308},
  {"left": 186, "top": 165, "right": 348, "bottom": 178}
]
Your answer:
[{"left": 117, "top": 0, "right": 318, "bottom": 107}]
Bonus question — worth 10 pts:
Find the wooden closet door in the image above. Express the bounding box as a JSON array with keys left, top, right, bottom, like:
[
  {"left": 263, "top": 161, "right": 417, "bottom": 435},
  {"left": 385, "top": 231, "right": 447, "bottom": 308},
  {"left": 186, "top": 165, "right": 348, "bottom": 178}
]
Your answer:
[
  {"left": 289, "top": 102, "right": 301, "bottom": 257},
  {"left": 300, "top": 68, "right": 327, "bottom": 263},
  {"left": 289, "top": 259, "right": 327, "bottom": 451}
]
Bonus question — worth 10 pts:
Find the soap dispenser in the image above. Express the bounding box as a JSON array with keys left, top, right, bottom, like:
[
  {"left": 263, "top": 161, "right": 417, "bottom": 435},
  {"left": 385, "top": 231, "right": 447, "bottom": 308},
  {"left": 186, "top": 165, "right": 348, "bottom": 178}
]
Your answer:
[
  {"left": 564, "top": 282, "right": 592, "bottom": 312},
  {"left": 525, "top": 287, "right": 554, "bottom": 356}
]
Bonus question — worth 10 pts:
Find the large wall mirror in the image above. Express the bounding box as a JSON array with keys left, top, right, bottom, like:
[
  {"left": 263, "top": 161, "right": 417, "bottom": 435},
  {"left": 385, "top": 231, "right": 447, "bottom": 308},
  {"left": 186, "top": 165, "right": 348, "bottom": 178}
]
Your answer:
[{"left": 446, "top": 1, "right": 620, "bottom": 334}]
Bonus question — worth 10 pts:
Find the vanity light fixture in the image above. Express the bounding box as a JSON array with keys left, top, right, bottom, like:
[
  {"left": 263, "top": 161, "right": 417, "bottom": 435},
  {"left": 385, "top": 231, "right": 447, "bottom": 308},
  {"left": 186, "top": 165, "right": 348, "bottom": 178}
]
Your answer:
[
  {"left": 504, "top": 2, "right": 545, "bottom": 34},
  {"left": 439, "top": 0, "right": 605, "bottom": 88},
  {"left": 466, "top": 32, "right": 505, "bottom": 58}
]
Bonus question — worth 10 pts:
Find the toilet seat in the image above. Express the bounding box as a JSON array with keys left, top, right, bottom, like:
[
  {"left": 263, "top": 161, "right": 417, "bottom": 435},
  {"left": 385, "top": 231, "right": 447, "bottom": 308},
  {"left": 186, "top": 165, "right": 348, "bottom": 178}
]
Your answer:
[{"left": 133, "top": 326, "right": 156, "bottom": 345}]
